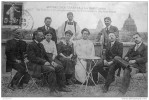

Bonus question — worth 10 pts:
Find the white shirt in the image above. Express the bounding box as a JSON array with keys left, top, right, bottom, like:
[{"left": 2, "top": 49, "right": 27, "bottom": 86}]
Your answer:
[
  {"left": 106, "top": 25, "right": 111, "bottom": 30},
  {"left": 44, "top": 25, "right": 49, "bottom": 31},
  {"left": 41, "top": 39, "right": 57, "bottom": 56}
]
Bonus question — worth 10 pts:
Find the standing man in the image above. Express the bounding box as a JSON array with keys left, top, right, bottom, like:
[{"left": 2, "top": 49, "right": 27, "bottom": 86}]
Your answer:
[
  {"left": 93, "top": 33, "right": 123, "bottom": 83},
  {"left": 37, "top": 17, "right": 57, "bottom": 43},
  {"left": 97, "top": 17, "right": 119, "bottom": 49},
  {"left": 57, "top": 12, "right": 81, "bottom": 42},
  {"left": 5, "top": 30, "right": 30, "bottom": 90},
  {"left": 27, "top": 30, "right": 70, "bottom": 93},
  {"left": 102, "top": 33, "right": 147, "bottom": 95}
]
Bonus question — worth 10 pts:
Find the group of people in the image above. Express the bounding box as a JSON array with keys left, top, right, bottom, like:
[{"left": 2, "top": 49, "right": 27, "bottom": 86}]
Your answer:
[{"left": 5, "top": 12, "right": 147, "bottom": 96}]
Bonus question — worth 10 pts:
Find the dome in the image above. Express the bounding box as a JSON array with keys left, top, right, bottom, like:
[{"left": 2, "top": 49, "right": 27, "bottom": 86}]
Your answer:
[{"left": 122, "top": 14, "right": 137, "bottom": 32}]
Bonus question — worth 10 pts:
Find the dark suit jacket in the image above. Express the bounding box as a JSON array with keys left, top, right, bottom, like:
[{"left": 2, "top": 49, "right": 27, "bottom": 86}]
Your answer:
[
  {"left": 37, "top": 26, "right": 57, "bottom": 43},
  {"left": 5, "top": 39, "right": 27, "bottom": 72},
  {"left": 125, "top": 43, "right": 147, "bottom": 72},
  {"left": 105, "top": 41, "right": 123, "bottom": 61},
  {"left": 97, "top": 25, "right": 119, "bottom": 48},
  {"left": 27, "top": 41, "right": 52, "bottom": 77}
]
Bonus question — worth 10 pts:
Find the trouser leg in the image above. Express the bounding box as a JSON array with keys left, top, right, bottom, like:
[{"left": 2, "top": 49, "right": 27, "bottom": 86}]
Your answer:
[
  {"left": 11, "top": 63, "right": 27, "bottom": 86},
  {"left": 119, "top": 67, "right": 131, "bottom": 94},
  {"left": 105, "top": 64, "right": 119, "bottom": 88},
  {"left": 54, "top": 64, "right": 66, "bottom": 88},
  {"left": 42, "top": 65, "right": 57, "bottom": 90}
]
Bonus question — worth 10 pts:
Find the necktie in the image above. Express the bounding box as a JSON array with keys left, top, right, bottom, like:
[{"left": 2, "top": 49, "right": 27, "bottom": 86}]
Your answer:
[
  {"left": 106, "top": 28, "right": 109, "bottom": 34},
  {"left": 135, "top": 44, "right": 139, "bottom": 51}
]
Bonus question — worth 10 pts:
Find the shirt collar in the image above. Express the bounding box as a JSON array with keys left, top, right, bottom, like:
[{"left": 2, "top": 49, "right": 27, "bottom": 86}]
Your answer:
[
  {"left": 106, "top": 25, "right": 111, "bottom": 30},
  {"left": 111, "top": 41, "right": 115, "bottom": 45},
  {"left": 136, "top": 41, "right": 142, "bottom": 47},
  {"left": 34, "top": 39, "right": 39, "bottom": 44},
  {"left": 14, "top": 38, "right": 20, "bottom": 41}
]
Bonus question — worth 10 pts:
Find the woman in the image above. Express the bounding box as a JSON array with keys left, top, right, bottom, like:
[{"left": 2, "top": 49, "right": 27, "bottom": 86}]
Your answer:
[
  {"left": 57, "top": 30, "right": 76, "bottom": 85},
  {"left": 74, "top": 28, "right": 95, "bottom": 84}
]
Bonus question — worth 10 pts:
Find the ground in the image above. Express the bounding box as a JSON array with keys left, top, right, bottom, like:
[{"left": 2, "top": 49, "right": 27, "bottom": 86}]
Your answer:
[{"left": 2, "top": 71, "right": 147, "bottom": 97}]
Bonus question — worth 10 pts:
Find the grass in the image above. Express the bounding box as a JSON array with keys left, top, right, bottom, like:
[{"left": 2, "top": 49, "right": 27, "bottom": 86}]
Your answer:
[{"left": 2, "top": 73, "right": 148, "bottom": 97}]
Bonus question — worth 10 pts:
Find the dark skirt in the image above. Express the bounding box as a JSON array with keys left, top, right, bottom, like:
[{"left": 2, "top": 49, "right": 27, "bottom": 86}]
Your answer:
[{"left": 58, "top": 57, "right": 75, "bottom": 74}]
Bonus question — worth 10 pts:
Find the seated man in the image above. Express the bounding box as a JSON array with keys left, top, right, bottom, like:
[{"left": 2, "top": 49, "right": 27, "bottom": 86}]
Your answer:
[
  {"left": 27, "top": 30, "right": 70, "bottom": 93},
  {"left": 93, "top": 32, "right": 123, "bottom": 83},
  {"left": 5, "top": 30, "right": 30, "bottom": 90},
  {"left": 103, "top": 32, "right": 147, "bottom": 94}
]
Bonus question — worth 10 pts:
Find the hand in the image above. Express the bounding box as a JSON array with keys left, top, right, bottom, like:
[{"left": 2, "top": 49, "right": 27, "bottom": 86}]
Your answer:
[
  {"left": 129, "top": 60, "right": 136, "bottom": 64},
  {"left": 44, "top": 62, "right": 51, "bottom": 66},
  {"left": 107, "top": 61, "right": 113, "bottom": 65},
  {"left": 24, "top": 58, "right": 29, "bottom": 63},
  {"left": 51, "top": 61, "right": 58, "bottom": 67},
  {"left": 104, "top": 60, "right": 108, "bottom": 66},
  {"left": 16, "top": 60, "right": 21, "bottom": 63},
  {"left": 124, "top": 57, "right": 129, "bottom": 61}
]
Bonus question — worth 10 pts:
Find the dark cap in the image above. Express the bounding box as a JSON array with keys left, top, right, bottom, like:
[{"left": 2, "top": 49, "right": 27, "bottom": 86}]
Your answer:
[
  {"left": 104, "top": 17, "right": 111, "bottom": 21},
  {"left": 67, "top": 12, "right": 73, "bottom": 16},
  {"left": 65, "top": 30, "right": 73, "bottom": 36}
]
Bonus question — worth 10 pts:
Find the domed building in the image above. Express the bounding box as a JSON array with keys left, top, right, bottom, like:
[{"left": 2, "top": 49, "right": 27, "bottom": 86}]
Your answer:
[{"left": 122, "top": 14, "right": 137, "bottom": 32}]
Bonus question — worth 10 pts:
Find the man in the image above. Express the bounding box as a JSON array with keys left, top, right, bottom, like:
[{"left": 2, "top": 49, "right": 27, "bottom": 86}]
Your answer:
[
  {"left": 97, "top": 17, "right": 119, "bottom": 49},
  {"left": 103, "top": 33, "right": 147, "bottom": 94},
  {"left": 5, "top": 30, "right": 30, "bottom": 90},
  {"left": 57, "top": 12, "right": 81, "bottom": 42},
  {"left": 37, "top": 17, "right": 57, "bottom": 43},
  {"left": 93, "top": 33, "right": 123, "bottom": 83},
  {"left": 27, "top": 30, "right": 70, "bottom": 94}
]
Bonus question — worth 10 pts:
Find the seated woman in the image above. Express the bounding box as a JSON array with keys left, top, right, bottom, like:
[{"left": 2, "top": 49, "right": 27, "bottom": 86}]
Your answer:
[
  {"left": 74, "top": 28, "right": 95, "bottom": 84},
  {"left": 57, "top": 30, "right": 76, "bottom": 85},
  {"left": 41, "top": 31, "right": 62, "bottom": 66}
]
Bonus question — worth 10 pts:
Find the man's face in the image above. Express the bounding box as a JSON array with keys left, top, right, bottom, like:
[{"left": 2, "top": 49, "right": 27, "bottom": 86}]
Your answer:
[
  {"left": 45, "top": 33, "right": 52, "bottom": 41},
  {"left": 65, "top": 33, "right": 72, "bottom": 41},
  {"left": 133, "top": 34, "right": 142, "bottom": 44},
  {"left": 67, "top": 14, "right": 73, "bottom": 21},
  {"left": 36, "top": 32, "right": 44, "bottom": 42},
  {"left": 109, "top": 33, "right": 116, "bottom": 42},
  {"left": 44, "top": 19, "right": 52, "bottom": 27},
  {"left": 82, "top": 31, "right": 89, "bottom": 40},
  {"left": 104, "top": 19, "right": 111, "bottom": 27}
]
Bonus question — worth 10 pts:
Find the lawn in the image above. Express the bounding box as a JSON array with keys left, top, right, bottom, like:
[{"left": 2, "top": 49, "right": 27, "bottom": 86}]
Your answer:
[{"left": 2, "top": 72, "right": 147, "bottom": 97}]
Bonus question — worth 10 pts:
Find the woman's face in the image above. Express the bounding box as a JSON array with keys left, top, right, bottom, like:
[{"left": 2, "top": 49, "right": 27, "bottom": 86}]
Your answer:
[
  {"left": 65, "top": 33, "right": 72, "bottom": 41},
  {"left": 45, "top": 33, "right": 52, "bottom": 41},
  {"left": 82, "top": 31, "right": 89, "bottom": 40}
]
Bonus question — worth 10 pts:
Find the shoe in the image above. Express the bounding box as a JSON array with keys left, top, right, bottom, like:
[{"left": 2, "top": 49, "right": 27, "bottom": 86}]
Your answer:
[
  {"left": 58, "top": 87, "right": 71, "bottom": 92},
  {"left": 18, "top": 84, "right": 23, "bottom": 89},
  {"left": 7, "top": 84, "right": 16, "bottom": 91},
  {"left": 50, "top": 89, "right": 61, "bottom": 97},
  {"left": 102, "top": 85, "right": 108, "bottom": 93},
  {"left": 66, "top": 79, "right": 74, "bottom": 85}
]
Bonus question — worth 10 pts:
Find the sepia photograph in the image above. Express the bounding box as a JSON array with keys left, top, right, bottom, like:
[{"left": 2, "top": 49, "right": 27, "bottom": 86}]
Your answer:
[{"left": 1, "top": 1, "right": 148, "bottom": 97}]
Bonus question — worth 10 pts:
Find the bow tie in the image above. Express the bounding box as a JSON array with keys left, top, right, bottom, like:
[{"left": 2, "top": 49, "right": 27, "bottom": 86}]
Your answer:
[{"left": 68, "top": 22, "right": 73, "bottom": 25}]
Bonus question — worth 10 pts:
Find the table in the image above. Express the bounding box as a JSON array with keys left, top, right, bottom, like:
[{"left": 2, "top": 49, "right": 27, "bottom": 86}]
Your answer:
[{"left": 78, "top": 56, "right": 101, "bottom": 93}]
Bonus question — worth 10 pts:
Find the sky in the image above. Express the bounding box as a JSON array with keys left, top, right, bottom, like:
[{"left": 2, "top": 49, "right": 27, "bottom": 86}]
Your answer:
[{"left": 23, "top": 1, "right": 147, "bottom": 32}]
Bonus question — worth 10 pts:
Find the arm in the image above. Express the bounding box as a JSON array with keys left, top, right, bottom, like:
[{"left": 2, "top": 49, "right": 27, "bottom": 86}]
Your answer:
[
  {"left": 52, "top": 29, "right": 57, "bottom": 44},
  {"left": 114, "top": 26, "right": 119, "bottom": 39},
  {"left": 135, "top": 45, "right": 147, "bottom": 64},
  {"left": 5, "top": 40, "right": 16, "bottom": 61},
  {"left": 53, "top": 42, "right": 58, "bottom": 60},
  {"left": 57, "top": 23, "right": 65, "bottom": 39},
  {"left": 75, "top": 23, "right": 81, "bottom": 39}
]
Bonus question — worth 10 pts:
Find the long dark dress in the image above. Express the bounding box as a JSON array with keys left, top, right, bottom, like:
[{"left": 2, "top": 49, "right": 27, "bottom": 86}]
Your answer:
[{"left": 57, "top": 40, "right": 75, "bottom": 75}]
